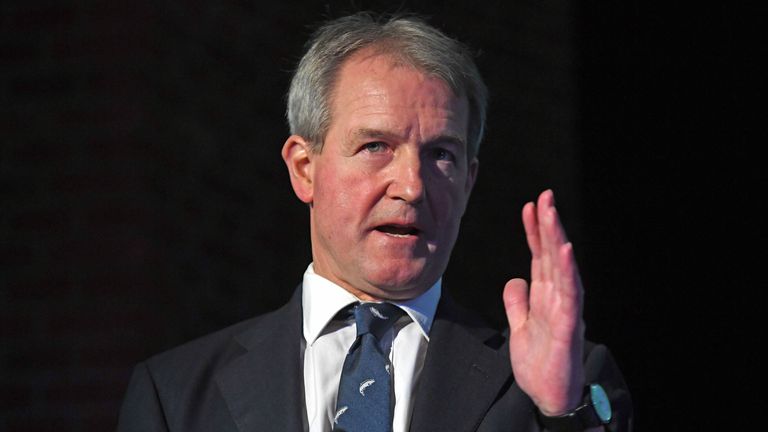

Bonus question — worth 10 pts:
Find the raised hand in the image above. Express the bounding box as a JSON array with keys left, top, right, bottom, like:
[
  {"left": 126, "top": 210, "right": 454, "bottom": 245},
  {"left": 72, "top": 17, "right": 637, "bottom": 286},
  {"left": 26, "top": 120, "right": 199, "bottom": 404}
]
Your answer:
[{"left": 503, "top": 189, "right": 585, "bottom": 416}]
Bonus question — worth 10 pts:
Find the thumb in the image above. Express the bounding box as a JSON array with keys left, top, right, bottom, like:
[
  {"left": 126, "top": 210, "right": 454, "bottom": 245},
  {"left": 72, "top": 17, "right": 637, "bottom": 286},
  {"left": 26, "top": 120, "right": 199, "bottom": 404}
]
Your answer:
[{"left": 503, "top": 278, "right": 530, "bottom": 331}]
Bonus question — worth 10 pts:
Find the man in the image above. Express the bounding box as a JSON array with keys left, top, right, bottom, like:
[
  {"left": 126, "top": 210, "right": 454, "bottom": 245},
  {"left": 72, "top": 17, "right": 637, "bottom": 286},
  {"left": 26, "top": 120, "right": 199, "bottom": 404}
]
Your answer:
[{"left": 118, "top": 13, "right": 632, "bottom": 432}]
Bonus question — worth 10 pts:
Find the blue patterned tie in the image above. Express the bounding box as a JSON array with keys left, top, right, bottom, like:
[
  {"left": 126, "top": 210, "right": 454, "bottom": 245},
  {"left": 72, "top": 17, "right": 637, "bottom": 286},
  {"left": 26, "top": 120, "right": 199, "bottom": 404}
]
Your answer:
[{"left": 333, "top": 302, "right": 405, "bottom": 432}]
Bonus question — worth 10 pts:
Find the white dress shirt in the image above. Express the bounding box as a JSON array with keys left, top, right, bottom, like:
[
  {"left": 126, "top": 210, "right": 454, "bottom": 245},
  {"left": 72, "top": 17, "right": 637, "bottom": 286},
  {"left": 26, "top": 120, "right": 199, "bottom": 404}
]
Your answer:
[{"left": 302, "top": 263, "right": 440, "bottom": 432}]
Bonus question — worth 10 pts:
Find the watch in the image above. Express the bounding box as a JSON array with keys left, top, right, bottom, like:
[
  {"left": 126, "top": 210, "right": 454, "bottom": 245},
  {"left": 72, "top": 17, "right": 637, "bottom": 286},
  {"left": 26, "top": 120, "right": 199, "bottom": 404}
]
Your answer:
[{"left": 537, "top": 383, "right": 612, "bottom": 432}]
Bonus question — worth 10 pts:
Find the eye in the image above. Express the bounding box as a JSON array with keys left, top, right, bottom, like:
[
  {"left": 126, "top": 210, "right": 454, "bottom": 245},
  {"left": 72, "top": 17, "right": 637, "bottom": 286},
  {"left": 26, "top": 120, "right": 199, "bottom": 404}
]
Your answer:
[
  {"left": 431, "top": 147, "right": 456, "bottom": 162},
  {"left": 361, "top": 142, "right": 387, "bottom": 153}
]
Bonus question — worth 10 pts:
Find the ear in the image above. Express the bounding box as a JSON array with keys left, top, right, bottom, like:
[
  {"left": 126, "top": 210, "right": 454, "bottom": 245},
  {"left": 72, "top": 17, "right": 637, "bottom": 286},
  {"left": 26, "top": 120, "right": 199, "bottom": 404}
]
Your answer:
[
  {"left": 460, "top": 157, "right": 479, "bottom": 214},
  {"left": 281, "top": 134, "right": 315, "bottom": 204},
  {"left": 465, "top": 156, "right": 479, "bottom": 195}
]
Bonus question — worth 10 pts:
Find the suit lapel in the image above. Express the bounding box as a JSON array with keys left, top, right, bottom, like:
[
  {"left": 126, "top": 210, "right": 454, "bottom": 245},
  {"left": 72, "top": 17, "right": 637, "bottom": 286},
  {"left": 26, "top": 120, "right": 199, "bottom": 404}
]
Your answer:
[
  {"left": 216, "top": 287, "right": 307, "bottom": 432},
  {"left": 410, "top": 296, "right": 512, "bottom": 432}
]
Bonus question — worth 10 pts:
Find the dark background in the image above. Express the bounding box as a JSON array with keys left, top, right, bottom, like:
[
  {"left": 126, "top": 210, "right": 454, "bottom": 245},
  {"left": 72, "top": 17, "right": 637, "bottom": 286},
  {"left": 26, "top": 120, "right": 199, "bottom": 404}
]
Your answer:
[{"left": 1, "top": 1, "right": 758, "bottom": 430}]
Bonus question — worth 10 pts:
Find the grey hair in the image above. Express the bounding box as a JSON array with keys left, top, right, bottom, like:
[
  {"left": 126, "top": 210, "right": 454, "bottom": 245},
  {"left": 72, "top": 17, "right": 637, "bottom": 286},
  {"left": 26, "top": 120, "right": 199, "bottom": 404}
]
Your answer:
[{"left": 287, "top": 13, "right": 488, "bottom": 159}]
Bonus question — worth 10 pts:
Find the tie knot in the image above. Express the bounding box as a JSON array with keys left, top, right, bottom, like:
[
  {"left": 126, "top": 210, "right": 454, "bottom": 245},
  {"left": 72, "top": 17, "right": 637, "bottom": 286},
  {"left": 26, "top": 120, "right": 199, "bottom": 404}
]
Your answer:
[{"left": 354, "top": 302, "right": 405, "bottom": 339}]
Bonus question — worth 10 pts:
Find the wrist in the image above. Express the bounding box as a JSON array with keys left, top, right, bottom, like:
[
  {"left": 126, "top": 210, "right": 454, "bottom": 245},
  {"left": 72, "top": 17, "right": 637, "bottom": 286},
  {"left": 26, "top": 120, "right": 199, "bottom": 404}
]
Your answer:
[
  {"left": 538, "top": 400, "right": 581, "bottom": 418},
  {"left": 536, "top": 382, "right": 585, "bottom": 417},
  {"left": 536, "top": 384, "right": 612, "bottom": 432}
]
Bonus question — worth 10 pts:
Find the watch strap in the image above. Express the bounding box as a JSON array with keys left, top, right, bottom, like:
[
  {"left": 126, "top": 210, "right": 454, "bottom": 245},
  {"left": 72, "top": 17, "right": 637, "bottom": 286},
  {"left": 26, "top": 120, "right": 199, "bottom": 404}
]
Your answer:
[{"left": 536, "top": 386, "right": 604, "bottom": 432}]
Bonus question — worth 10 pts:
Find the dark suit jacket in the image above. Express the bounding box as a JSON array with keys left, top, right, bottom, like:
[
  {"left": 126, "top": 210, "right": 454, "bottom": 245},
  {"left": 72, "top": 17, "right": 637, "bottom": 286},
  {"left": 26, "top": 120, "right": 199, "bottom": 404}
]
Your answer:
[{"left": 118, "top": 287, "right": 632, "bottom": 431}]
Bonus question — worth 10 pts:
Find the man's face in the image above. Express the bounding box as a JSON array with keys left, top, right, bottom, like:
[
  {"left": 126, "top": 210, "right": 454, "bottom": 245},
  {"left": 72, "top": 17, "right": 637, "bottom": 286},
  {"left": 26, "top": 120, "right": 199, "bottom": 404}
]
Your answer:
[{"left": 285, "top": 51, "right": 478, "bottom": 300}]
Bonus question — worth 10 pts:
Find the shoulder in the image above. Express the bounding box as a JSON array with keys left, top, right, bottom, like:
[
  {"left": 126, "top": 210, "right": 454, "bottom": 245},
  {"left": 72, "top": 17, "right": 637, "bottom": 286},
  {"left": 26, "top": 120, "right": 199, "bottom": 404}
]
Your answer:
[
  {"left": 119, "top": 315, "right": 268, "bottom": 431},
  {"left": 119, "top": 288, "right": 304, "bottom": 430},
  {"left": 433, "top": 293, "right": 508, "bottom": 349},
  {"left": 145, "top": 314, "right": 261, "bottom": 379},
  {"left": 141, "top": 288, "right": 302, "bottom": 395},
  {"left": 137, "top": 312, "right": 267, "bottom": 407}
]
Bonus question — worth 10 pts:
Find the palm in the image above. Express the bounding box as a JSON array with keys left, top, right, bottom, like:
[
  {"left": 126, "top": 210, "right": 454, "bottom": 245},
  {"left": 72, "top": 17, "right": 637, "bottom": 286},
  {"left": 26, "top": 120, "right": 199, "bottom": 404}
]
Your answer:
[{"left": 503, "top": 190, "right": 585, "bottom": 415}]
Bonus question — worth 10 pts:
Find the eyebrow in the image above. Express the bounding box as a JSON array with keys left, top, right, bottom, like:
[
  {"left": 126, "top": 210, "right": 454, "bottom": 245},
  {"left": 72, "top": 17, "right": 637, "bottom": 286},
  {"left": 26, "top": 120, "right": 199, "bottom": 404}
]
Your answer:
[{"left": 350, "top": 128, "right": 467, "bottom": 149}]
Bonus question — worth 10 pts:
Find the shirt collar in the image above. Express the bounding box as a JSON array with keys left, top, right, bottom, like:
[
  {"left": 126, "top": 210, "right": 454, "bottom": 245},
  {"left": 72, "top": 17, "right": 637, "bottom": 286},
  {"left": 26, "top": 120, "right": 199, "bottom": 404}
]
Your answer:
[{"left": 301, "top": 263, "right": 441, "bottom": 345}]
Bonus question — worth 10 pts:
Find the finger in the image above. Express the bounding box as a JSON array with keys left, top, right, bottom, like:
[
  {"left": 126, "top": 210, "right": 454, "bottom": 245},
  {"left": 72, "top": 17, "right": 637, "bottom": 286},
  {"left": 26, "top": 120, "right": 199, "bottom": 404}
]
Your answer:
[
  {"left": 552, "top": 242, "right": 585, "bottom": 342},
  {"left": 538, "top": 190, "right": 571, "bottom": 282},
  {"left": 536, "top": 190, "right": 557, "bottom": 281},
  {"left": 522, "top": 201, "right": 542, "bottom": 280},
  {"left": 548, "top": 208, "right": 575, "bottom": 298},
  {"left": 555, "top": 242, "right": 583, "bottom": 307},
  {"left": 538, "top": 190, "right": 569, "bottom": 250},
  {"left": 522, "top": 201, "right": 541, "bottom": 256},
  {"left": 503, "top": 278, "right": 530, "bottom": 332}
]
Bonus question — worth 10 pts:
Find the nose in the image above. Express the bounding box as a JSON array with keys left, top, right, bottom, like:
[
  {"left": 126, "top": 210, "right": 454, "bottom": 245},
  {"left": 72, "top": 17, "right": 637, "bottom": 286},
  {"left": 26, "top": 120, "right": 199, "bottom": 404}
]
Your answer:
[{"left": 386, "top": 150, "right": 425, "bottom": 204}]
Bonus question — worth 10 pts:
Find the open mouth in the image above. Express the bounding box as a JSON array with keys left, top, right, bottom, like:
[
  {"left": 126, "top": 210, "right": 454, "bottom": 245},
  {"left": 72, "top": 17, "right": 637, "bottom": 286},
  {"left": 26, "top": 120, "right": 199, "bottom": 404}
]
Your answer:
[{"left": 375, "top": 225, "right": 420, "bottom": 237}]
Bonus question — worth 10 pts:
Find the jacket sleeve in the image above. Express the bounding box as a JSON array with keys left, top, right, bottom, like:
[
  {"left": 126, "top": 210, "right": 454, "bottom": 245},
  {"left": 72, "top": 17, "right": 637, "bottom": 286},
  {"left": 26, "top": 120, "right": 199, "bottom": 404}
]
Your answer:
[
  {"left": 117, "top": 362, "right": 171, "bottom": 432},
  {"left": 583, "top": 344, "right": 633, "bottom": 432}
]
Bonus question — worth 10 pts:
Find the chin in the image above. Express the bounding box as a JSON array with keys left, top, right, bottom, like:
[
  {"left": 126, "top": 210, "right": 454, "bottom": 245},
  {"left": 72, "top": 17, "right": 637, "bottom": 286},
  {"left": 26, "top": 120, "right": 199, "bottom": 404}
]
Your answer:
[{"left": 363, "top": 261, "right": 436, "bottom": 299}]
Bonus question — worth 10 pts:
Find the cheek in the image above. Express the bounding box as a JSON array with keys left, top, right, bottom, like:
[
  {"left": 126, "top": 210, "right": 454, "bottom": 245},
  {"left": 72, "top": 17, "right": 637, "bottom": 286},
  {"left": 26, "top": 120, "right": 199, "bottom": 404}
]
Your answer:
[
  {"left": 428, "top": 181, "right": 468, "bottom": 225},
  {"left": 315, "top": 168, "right": 376, "bottom": 224}
]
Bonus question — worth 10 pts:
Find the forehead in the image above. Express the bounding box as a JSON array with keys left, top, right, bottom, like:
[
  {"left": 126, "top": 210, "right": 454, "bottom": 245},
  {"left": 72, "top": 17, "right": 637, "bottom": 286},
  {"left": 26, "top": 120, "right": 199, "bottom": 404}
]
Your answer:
[{"left": 327, "top": 50, "right": 469, "bottom": 141}]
